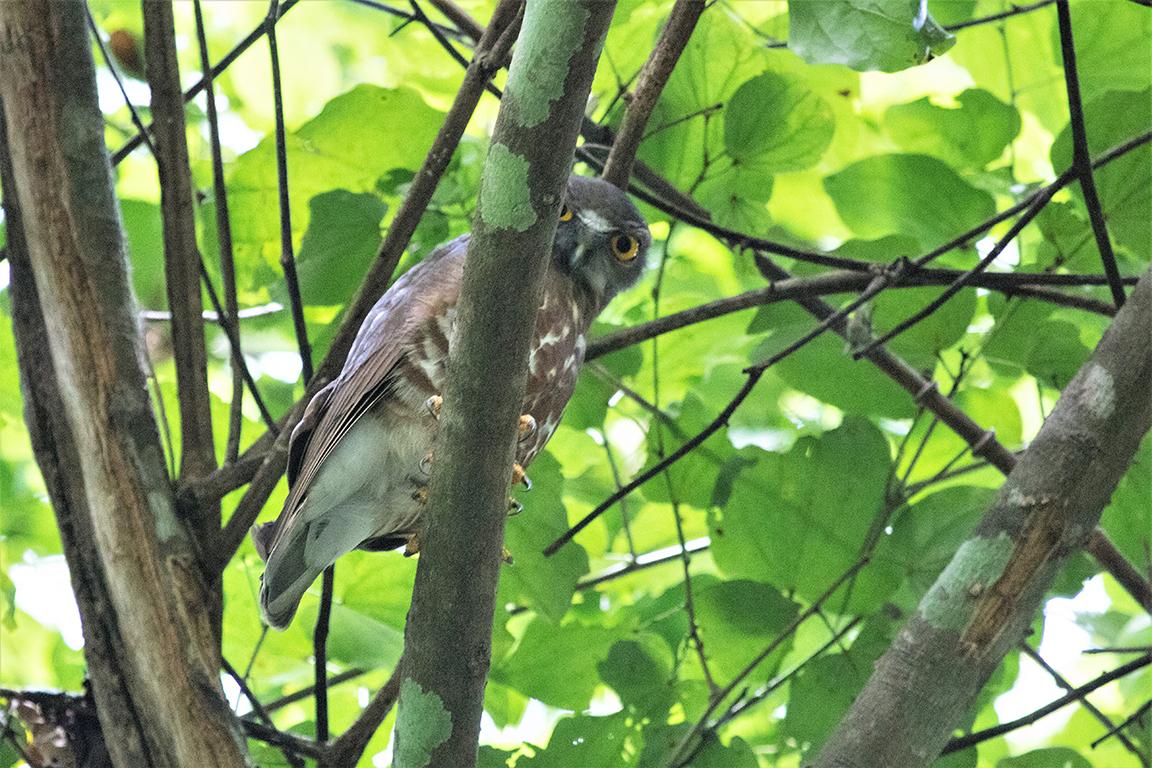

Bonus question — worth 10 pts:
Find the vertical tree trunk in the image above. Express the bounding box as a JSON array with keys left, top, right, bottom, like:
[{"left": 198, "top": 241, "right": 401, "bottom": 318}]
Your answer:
[
  {"left": 0, "top": 2, "right": 248, "bottom": 766},
  {"left": 393, "top": 2, "right": 617, "bottom": 766},
  {"left": 814, "top": 267, "right": 1152, "bottom": 768}
]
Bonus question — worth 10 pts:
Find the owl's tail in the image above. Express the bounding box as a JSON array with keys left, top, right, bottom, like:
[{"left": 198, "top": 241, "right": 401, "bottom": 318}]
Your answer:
[{"left": 253, "top": 518, "right": 323, "bottom": 630}]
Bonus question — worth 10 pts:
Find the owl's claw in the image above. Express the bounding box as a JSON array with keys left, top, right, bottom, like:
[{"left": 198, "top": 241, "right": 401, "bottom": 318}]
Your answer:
[
  {"left": 404, "top": 533, "right": 421, "bottom": 557},
  {"left": 518, "top": 414, "right": 537, "bottom": 443},
  {"left": 425, "top": 394, "right": 443, "bottom": 420},
  {"left": 501, "top": 546, "right": 514, "bottom": 564},
  {"left": 511, "top": 463, "right": 531, "bottom": 489},
  {"left": 419, "top": 451, "right": 434, "bottom": 476},
  {"left": 507, "top": 497, "right": 524, "bottom": 516}
]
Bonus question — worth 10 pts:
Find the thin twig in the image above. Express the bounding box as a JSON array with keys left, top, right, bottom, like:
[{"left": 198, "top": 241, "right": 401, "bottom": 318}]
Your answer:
[
  {"left": 1019, "top": 644, "right": 1145, "bottom": 761},
  {"left": 222, "top": 658, "right": 305, "bottom": 768},
  {"left": 193, "top": 0, "right": 246, "bottom": 463},
  {"left": 110, "top": 0, "right": 303, "bottom": 165},
  {"left": 1054, "top": 0, "right": 1126, "bottom": 308},
  {"left": 941, "top": 654, "right": 1152, "bottom": 753},
  {"left": 322, "top": 666, "right": 403, "bottom": 767},
  {"left": 85, "top": 8, "right": 156, "bottom": 159},
  {"left": 668, "top": 560, "right": 870, "bottom": 768}
]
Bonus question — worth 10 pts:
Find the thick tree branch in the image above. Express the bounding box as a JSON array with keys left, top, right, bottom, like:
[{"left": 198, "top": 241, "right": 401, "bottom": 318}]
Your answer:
[
  {"left": 142, "top": 0, "right": 218, "bottom": 495},
  {"left": 600, "top": 0, "right": 705, "bottom": 188},
  {"left": 0, "top": 2, "right": 247, "bottom": 764},
  {"left": 815, "top": 268, "right": 1152, "bottom": 767},
  {"left": 395, "top": 3, "right": 617, "bottom": 766}
]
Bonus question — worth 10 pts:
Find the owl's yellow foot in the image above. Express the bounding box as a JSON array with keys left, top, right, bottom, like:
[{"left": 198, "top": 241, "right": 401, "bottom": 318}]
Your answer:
[
  {"left": 501, "top": 546, "right": 514, "bottom": 564},
  {"left": 404, "top": 533, "right": 421, "bottom": 557},
  {"left": 425, "top": 394, "right": 443, "bottom": 419},
  {"left": 511, "top": 462, "right": 531, "bottom": 489},
  {"left": 518, "top": 414, "right": 537, "bottom": 443}
]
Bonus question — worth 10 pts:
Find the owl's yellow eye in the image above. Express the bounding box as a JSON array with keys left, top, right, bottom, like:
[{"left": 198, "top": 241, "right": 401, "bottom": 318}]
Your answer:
[
  {"left": 611, "top": 234, "right": 639, "bottom": 262},
  {"left": 559, "top": 205, "right": 573, "bottom": 222}
]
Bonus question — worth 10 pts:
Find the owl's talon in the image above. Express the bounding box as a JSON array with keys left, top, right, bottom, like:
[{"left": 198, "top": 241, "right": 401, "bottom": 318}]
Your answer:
[
  {"left": 425, "top": 394, "right": 443, "bottom": 420},
  {"left": 411, "top": 487, "right": 428, "bottom": 504},
  {"left": 507, "top": 497, "right": 524, "bottom": 516},
  {"left": 404, "top": 533, "right": 421, "bottom": 557},
  {"left": 419, "top": 451, "right": 434, "bottom": 476},
  {"left": 511, "top": 462, "right": 531, "bottom": 488},
  {"left": 518, "top": 414, "right": 537, "bottom": 443},
  {"left": 501, "top": 546, "right": 514, "bottom": 564}
]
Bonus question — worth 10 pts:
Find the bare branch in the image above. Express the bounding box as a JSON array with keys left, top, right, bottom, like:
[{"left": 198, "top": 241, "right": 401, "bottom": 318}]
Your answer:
[
  {"left": 322, "top": 667, "right": 402, "bottom": 767},
  {"left": 1055, "top": 0, "right": 1126, "bottom": 308},
  {"left": 143, "top": 0, "right": 218, "bottom": 494},
  {"left": 600, "top": 0, "right": 705, "bottom": 187}
]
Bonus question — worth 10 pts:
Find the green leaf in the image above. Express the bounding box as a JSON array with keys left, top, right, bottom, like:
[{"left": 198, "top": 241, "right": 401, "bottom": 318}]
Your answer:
[
  {"left": 1025, "top": 320, "right": 1092, "bottom": 389},
  {"left": 597, "top": 636, "right": 676, "bottom": 715},
  {"left": 694, "top": 579, "right": 799, "bottom": 683},
  {"left": 724, "top": 72, "right": 835, "bottom": 172},
  {"left": 493, "top": 618, "right": 617, "bottom": 710},
  {"left": 694, "top": 162, "right": 774, "bottom": 236},
  {"left": 997, "top": 747, "right": 1092, "bottom": 768},
  {"left": 1051, "top": 89, "right": 1152, "bottom": 260},
  {"left": 871, "top": 285, "right": 977, "bottom": 370},
  {"left": 284, "top": 190, "right": 386, "bottom": 306},
  {"left": 499, "top": 453, "right": 589, "bottom": 623},
  {"left": 519, "top": 714, "right": 635, "bottom": 768},
  {"left": 824, "top": 154, "right": 996, "bottom": 249},
  {"left": 710, "top": 419, "right": 896, "bottom": 610},
  {"left": 295, "top": 601, "right": 402, "bottom": 671},
  {"left": 885, "top": 89, "right": 1021, "bottom": 169},
  {"left": 1100, "top": 436, "right": 1151, "bottom": 568},
  {"left": 120, "top": 199, "right": 167, "bottom": 309},
  {"left": 788, "top": 0, "right": 955, "bottom": 73},
  {"left": 783, "top": 654, "right": 869, "bottom": 753}
]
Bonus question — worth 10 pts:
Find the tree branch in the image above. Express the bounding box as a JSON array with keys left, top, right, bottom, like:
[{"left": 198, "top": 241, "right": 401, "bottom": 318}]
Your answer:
[
  {"left": 321, "top": 666, "right": 402, "bottom": 767},
  {"left": 395, "top": 3, "right": 617, "bottom": 766},
  {"left": 0, "top": 2, "right": 247, "bottom": 762},
  {"left": 814, "top": 268, "right": 1152, "bottom": 767},
  {"left": 1055, "top": 0, "right": 1126, "bottom": 308},
  {"left": 142, "top": 0, "right": 218, "bottom": 496},
  {"left": 600, "top": 0, "right": 705, "bottom": 188}
]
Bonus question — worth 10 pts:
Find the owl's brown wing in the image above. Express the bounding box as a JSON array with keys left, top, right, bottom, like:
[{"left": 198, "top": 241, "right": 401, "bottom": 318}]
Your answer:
[{"left": 253, "top": 235, "right": 470, "bottom": 563}]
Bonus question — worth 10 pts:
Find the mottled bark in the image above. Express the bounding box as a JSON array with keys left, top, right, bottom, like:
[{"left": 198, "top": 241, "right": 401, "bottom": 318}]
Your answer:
[
  {"left": 393, "top": 2, "right": 618, "bottom": 766},
  {"left": 814, "top": 267, "right": 1152, "bottom": 768},
  {"left": 0, "top": 2, "right": 247, "bottom": 766}
]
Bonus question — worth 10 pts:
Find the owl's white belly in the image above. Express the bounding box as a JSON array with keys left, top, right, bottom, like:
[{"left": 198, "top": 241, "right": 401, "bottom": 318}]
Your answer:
[{"left": 299, "top": 408, "right": 433, "bottom": 569}]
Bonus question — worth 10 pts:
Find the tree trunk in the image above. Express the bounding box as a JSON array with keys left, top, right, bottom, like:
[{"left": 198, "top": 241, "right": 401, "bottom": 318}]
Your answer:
[
  {"left": 392, "top": 2, "right": 617, "bottom": 766},
  {"left": 814, "top": 267, "right": 1152, "bottom": 767},
  {"left": 0, "top": 2, "right": 248, "bottom": 766}
]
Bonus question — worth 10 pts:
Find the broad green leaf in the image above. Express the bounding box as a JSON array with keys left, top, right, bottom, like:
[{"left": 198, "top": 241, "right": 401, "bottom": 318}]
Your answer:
[
  {"left": 499, "top": 453, "right": 590, "bottom": 622},
  {"left": 519, "top": 713, "right": 636, "bottom": 768},
  {"left": 295, "top": 602, "right": 402, "bottom": 671},
  {"left": 493, "top": 618, "right": 617, "bottom": 710},
  {"left": 282, "top": 190, "right": 386, "bottom": 306},
  {"left": 724, "top": 72, "right": 835, "bottom": 172},
  {"left": 1100, "top": 436, "right": 1151, "bottom": 568},
  {"left": 1025, "top": 320, "right": 1092, "bottom": 389},
  {"left": 120, "top": 199, "right": 167, "bottom": 310},
  {"left": 824, "top": 154, "right": 996, "bottom": 249},
  {"left": 1051, "top": 89, "right": 1152, "bottom": 261},
  {"left": 597, "top": 636, "right": 676, "bottom": 715},
  {"left": 694, "top": 162, "right": 774, "bottom": 236},
  {"left": 885, "top": 89, "right": 1021, "bottom": 169},
  {"left": 710, "top": 419, "right": 897, "bottom": 609},
  {"left": 693, "top": 579, "right": 799, "bottom": 683},
  {"left": 998, "top": 747, "right": 1092, "bottom": 768},
  {"left": 871, "top": 285, "right": 978, "bottom": 370},
  {"left": 1058, "top": 0, "right": 1152, "bottom": 101},
  {"left": 783, "top": 654, "right": 868, "bottom": 753},
  {"left": 788, "top": 0, "right": 955, "bottom": 73},
  {"left": 752, "top": 302, "right": 917, "bottom": 418}
]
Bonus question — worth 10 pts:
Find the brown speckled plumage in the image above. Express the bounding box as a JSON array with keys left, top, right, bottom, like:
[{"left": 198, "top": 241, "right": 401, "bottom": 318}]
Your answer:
[{"left": 255, "top": 176, "right": 649, "bottom": 628}]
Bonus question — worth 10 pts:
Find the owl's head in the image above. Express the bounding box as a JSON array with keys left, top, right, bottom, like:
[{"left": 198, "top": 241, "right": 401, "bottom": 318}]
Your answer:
[{"left": 553, "top": 175, "right": 651, "bottom": 307}]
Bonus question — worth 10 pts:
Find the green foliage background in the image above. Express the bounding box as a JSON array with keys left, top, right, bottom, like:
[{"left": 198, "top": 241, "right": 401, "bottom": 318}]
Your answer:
[{"left": 0, "top": 0, "right": 1149, "bottom": 766}]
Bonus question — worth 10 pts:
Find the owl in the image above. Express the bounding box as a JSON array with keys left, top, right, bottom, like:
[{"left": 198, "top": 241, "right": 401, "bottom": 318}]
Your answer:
[{"left": 254, "top": 175, "right": 651, "bottom": 628}]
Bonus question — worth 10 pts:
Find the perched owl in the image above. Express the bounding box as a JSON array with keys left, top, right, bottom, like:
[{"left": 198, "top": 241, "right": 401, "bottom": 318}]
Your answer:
[{"left": 254, "top": 175, "right": 650, "bottom": 628}]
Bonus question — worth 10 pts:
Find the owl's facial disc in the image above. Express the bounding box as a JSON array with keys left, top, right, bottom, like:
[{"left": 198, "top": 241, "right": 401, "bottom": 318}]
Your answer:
[{"left": 554, "top": 176, "right": 651, "bottom": 307}]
